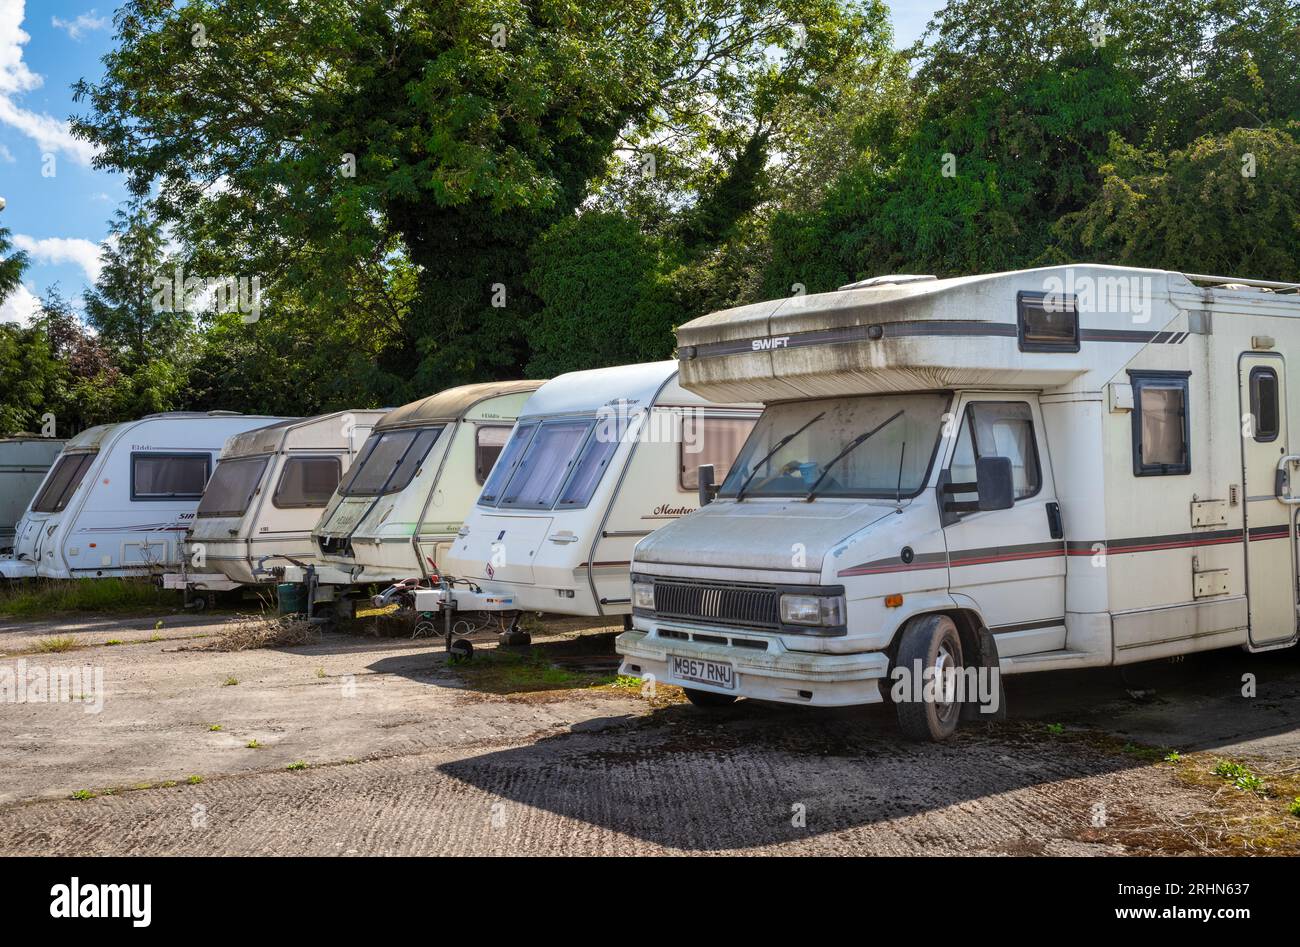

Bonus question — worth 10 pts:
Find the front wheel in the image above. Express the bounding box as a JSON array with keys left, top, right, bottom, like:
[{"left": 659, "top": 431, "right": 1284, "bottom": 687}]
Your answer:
[
  {"left": 893, "top": 614, "right": 964, "bottom": 742},
  {"left": 683, "top": 687, "right": 738, "bottom": 709}
]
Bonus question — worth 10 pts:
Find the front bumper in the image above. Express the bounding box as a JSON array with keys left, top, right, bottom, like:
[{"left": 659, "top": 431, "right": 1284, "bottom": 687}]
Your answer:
[{"left": 616, "top": 626, "right": 889, "bottom": 707}]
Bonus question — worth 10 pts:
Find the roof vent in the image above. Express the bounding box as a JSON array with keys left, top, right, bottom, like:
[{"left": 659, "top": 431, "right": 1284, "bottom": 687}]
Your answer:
[{"left": 838, "top": 274, "right": 937, "bottom": 291}]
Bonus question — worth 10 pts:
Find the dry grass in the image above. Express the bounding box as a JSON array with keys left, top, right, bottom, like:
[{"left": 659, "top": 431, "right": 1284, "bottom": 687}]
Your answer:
[{"left": 199, "top": 615, "right": 316, "bottom": 652}]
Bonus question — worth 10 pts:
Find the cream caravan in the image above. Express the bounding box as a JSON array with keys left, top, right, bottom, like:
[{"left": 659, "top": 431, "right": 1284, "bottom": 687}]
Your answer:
[
  {"left": 617, "top": 265, "right": 1300, "bottom": 741},
  {"left": 166, "top": 410, "right": 386, "bottom": 606},
  {"left": 0, "top": 437, "right": 66, "bottom": 551},
  {"left": 0, "top": 412, "right": 287, "bottom": 581},
  {"left": 313, "top": 382, "right": 543, "bottom": 586},
  {"left": 413, "top": 361, "right": 759, "bottom": 641}
]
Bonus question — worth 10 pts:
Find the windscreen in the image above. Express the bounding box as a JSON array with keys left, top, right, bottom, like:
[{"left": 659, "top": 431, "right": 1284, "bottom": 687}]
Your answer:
[
  {"left": 338, "top": 426, "right": 443, "bottom": 497},
  {"left": 499, "top": 420, "right": 593, "bottom": 509},
  {"left": 273, "top": 456, "right": 343, "bottom": 508},
  {"left": 719, "top": 393, "right": 950, "bottom": 500},
  {"left": 31, "top": 452, "right": 95, "bottom": 514},
  {"left": 197, "top": 456, "right": 269, "bottom": 517}
]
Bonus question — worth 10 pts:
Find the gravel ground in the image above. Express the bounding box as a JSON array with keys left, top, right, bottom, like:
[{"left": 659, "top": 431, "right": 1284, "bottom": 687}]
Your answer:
[{"left": 2, "top": 610, "right": 1297, "bottom": 855}]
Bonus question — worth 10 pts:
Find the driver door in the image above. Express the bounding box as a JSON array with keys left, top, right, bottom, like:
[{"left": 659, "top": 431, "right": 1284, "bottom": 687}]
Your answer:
[{"left": 939, "top": 395, "right": 1066, "bottom": 655}]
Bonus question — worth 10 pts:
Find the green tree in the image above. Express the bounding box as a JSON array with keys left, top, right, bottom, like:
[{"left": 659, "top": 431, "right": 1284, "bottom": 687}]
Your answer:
[{"left": 0, "top": 223, "right": 27, "bottom": 306}]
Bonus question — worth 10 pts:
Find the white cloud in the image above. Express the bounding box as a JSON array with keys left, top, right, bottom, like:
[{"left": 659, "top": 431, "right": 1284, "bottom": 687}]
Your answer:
[
  {"left": 0, "top": 1, "right": 99, "bottom": 166},
  {"left": 0, "top": 142, "right": 13, "bottom": 162},
  {"left": 51, "top": 10, "right": 109, "bottom": 41},
  {"left": 12, "top": 234, "right": 104, "bottom": 283},
  {"left": 0, "top": 281, "right": 40, "bottom": 324}
]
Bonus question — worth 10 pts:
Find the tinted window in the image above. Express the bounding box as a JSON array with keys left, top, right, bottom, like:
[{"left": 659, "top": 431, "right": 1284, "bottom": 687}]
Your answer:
[
  {"left": 273, "top": 456, "right": 342, "bottom": 508},
  {"left": 1017, "top": 291, "right": 1079, "bottom": 352},
  {"left": 1250, "top": 367, "right": 1279, "bottom": 442},
  {"left": 132, "top": 453, "right": 210, "bottom": 500},
  {"left": 1131, "top": 372, "right": 1191, "bottom": 476},
  {"left": 197, "top": 456, "right": 269, "bottom": 517},
  {"left": 474, "top": 425, "right": 512, "bottom": 485},
  {"left": 31, "top": 452, "right": 95, "bottom": 514},
  {"left": 680, "top": 416, "right": 758, "bottom": 490},
  {"left": 339, "top": 427, "right": 443, "bottom": 496},
  {"left": 478, "top": 422, "right": 536, "bottom": 506},
  {"left": 500, "top": 420, "right": 593, "bottom": 509}
]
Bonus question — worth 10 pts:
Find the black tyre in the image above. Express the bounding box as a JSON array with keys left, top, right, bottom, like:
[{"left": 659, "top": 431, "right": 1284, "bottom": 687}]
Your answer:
[
  {"left": 893, "top": 614, "right": 964, "bottom": 742},
  {"left": 683, "top": 687, "right": 738, "bottom": 709},
  {"left": 500, "top": 630, "right": 532, "bottom": 647}
]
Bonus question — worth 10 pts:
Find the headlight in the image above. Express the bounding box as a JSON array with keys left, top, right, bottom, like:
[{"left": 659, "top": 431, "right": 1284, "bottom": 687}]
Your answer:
[
  {"left": 632, "top": 581, "right": 655, "bottom": 611},
  {"left": 780, "top": 593, "right": 845, "bottom": 627}
]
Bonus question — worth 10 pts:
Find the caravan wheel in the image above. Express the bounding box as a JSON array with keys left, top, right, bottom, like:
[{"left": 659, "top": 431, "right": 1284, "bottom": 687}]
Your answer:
[{"left": 893, "top": 614, "right": 964, "bottom": 743}]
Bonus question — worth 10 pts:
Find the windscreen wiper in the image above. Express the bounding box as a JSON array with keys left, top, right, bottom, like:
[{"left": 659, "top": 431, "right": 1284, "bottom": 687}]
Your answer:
[
  {"left": 735, "top": 412, "right": 826, "bottom": 501},
  {"left": 803, "top": 410, "right": 904, "bottom": 502}
]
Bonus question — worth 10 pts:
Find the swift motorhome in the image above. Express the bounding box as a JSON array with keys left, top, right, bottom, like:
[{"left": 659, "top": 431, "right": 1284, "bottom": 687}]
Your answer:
[
  {"left": 0, "top": 437, "right": 66, "bottom": 550},
  {"left": 412, "top": 361, "right": 760, "bottom": 644},
  {"left": 313, "top": 381, "right": 543, "bottom": 587},
  {"left": 0, "top": 412, "right": 288, "bottom": 581},
  {"left": 616, "top": 265, "right": 1300, "bottom": 741},
  {"left": 166, "top": 410, "right": 386, "bottom": 608}
]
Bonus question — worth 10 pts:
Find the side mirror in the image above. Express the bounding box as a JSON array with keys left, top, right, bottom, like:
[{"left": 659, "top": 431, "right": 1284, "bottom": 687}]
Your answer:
[
  {"left": 697, "top": 464, "right": 716, "bottom": 507},
  {"left": 975, "top": 456, "right": 1015, "bottom": 511}
]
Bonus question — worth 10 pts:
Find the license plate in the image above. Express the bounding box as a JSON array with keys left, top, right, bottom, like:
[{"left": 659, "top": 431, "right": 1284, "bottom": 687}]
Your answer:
[{"left": 670, "top": 655, "right": 735, "bottom": 690}]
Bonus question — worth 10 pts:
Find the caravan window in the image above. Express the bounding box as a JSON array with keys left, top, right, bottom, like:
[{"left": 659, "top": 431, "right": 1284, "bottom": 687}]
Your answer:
[
  {"left": 499, "top": 420, "right": 593, "bottom": 509},
  {"left": 31, "top": 452, "right": 95, "bottom": 513},
  {"left": 1130, "top": 371, "right": 1191, "bottom": 476},
  {"left": 338, "top": 427, "right": 443, "bottom": 496},
  {"left": 273, "top": 456, "right": 342, "bottom": 508},
  {"left": 1250, "top": 367, "right": 1279, "bottom": 442},
  {"left": 478, "top": 422, "right": 536, "bottom": 506},
  {"left": 131, "top": 452, "right": 211, "bottom": 500},
  {"left": 197, "top": 456, "right": 269, "bottom": 517},
  {"left": 475, "top": 425, "right": 513, "bottom": 485},
  {"left": 557, "top": 427, "right": 622, "bottom": 508},
  {"left": 680, "top": 416, "right": 758, "bottom": 490},
  {"left": 1017, "top": 291, "right": 1079, "bottom": 353},
  {"left": 949, "top": 402, "right": 1041, "bottom": 501},
  {"left": 719, "top": 393, "right": 950, "bottom": 500}
]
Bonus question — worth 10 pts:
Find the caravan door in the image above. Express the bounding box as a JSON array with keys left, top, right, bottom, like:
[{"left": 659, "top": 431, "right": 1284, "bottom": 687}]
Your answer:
[
  {"left": 1238, "top": 352, "right": 1297, "bottom": 648},
  {"left": 938, "top": 395, "right": 1067, "bottom": 655}
]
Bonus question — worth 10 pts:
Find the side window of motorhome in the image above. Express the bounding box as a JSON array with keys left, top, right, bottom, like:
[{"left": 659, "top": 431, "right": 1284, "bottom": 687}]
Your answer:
[
  {"left": 1129, "top": 372, "right": 1191, "bottom": 476},
  {"left": 1017, "top": 291, "right": 1079, "bottom": 353},
  {"left": 680, "top": 417, "right": 758, "bottom": 490},
  {"left": 500, "top": 420, "right": 593, "bottom": 509},
  {"left": 949, "top": 403, "right": 1041, "bottom": 501},
  {"left": 1250, "top": 367, "right": 1280, "bottom": 442},
  {"left": 31, "top": 453, "right": 95, "bottom": 513},
  {"left": 474, "top": 425, "right": 512, "bottom": 485},
  {"left": 274, "top": 456, "right": 343, "bottom": 508},
  {"left": 339, "top": 427, "right": 443, "bottom": 496},
  {"left": 478, "top": 422, "right": 537, "bottom": 506},
  {"left": 198, "top": 456, "right": 269, "bottom": 517},
  {"left": 131, "top": 452, "right": 211, "bottom": 501}
]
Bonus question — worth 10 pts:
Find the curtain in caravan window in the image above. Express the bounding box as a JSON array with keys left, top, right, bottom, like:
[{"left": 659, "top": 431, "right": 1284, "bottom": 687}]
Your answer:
[
  {"left": 273, "top": 456, "right": 342, "bottom": 508},
  {"left": 197, "top": 456, "right": 269, "bottom": 517},
  {"left": 500, "top": 420, "right": 593, "bottom": 509},
  {"left": 557, "top": 429, "right": 621, "bottom": 508},
  {"left": 680, "top": 417, "right": 758, "bottom": 490},
  {"left": 132, "top": 453, "right": 210, "bottom": 500},
  {"left": 1139, "top": 387, "right": 1185, "bottom": 466}
]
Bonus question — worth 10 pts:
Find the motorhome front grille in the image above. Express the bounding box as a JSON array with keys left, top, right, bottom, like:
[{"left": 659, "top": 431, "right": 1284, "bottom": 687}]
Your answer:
[{"left": 652, "top": 580, "right": 780, "bottom": 630}]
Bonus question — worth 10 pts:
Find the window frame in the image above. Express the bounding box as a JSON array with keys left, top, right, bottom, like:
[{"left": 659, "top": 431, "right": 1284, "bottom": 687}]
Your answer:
[
  {"left": 129, "top": 451, "right": 212, "bottom": 502},
  {"left": 948, "top": 400, "right": 1043, "bottom": 507},
  {"left": 1249, "top": 366, "right": 1280, "bottom": 443},
  {"left": 272, "top": 454, "right": 343, "bottom": 509},
  {"left": 1129, "top": 370, "right": 1192, "bottom": 477},
  {"left": 1017, "top": 290, "right": 1080, "bottom": 353}
]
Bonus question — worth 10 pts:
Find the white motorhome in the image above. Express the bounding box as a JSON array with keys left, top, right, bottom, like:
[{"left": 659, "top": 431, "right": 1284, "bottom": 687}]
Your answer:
[
  {"left": 413, "top": 361, "right": 759, "bottom": 641},
  {"left": 0, "top": 412, "right": 288, "bottom": 581},
  {"left": 313, "top": 382, "right": 543, "bottom": 586},
  {"left": 616, "top": 265, "right": 1300, "bottom": 740},
  {"left": 0, "top": 437, "right": 66, "bottom": 550},
  {"left": 168, "top": 410, "right": 387, "bottom": 605}
]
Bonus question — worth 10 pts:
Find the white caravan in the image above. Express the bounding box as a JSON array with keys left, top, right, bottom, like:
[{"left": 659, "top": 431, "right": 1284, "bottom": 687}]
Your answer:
[
  {"left": 313, "top": 381, "right": 543, "bottom": 587},
  {"left": 0, "top": 412, "right": 288, "bottom": 581},
  {"left": 0, "top": 437, "right": 66, "bottom": 550},
  {"left": 167, "top": 410, "right": 387, "bottom": 605},
  {"left": 413, "top": 361, "right": 759, "bottom": 642},
  {"left": 617, "top": 265, "right": 1300, "bottom": 740}
]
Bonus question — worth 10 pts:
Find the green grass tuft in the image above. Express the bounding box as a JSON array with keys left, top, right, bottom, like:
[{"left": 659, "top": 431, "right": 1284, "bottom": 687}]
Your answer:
[{"left": 0, "top": 578, "right": 181, "bottom": 618}]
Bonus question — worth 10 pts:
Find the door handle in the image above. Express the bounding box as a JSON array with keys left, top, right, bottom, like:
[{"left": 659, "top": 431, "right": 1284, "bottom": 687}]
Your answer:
[
  {"left": 1045, "top": 502, "right": 1064, "bottom": 539},
  {"left": 1277, "top": 455, "right": 1300, "bottom": 505}
]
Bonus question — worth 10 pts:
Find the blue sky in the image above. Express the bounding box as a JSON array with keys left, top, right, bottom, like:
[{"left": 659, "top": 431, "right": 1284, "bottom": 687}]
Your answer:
[{"left": 0, "top": 0, "right": 944, "bottom": 324}]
